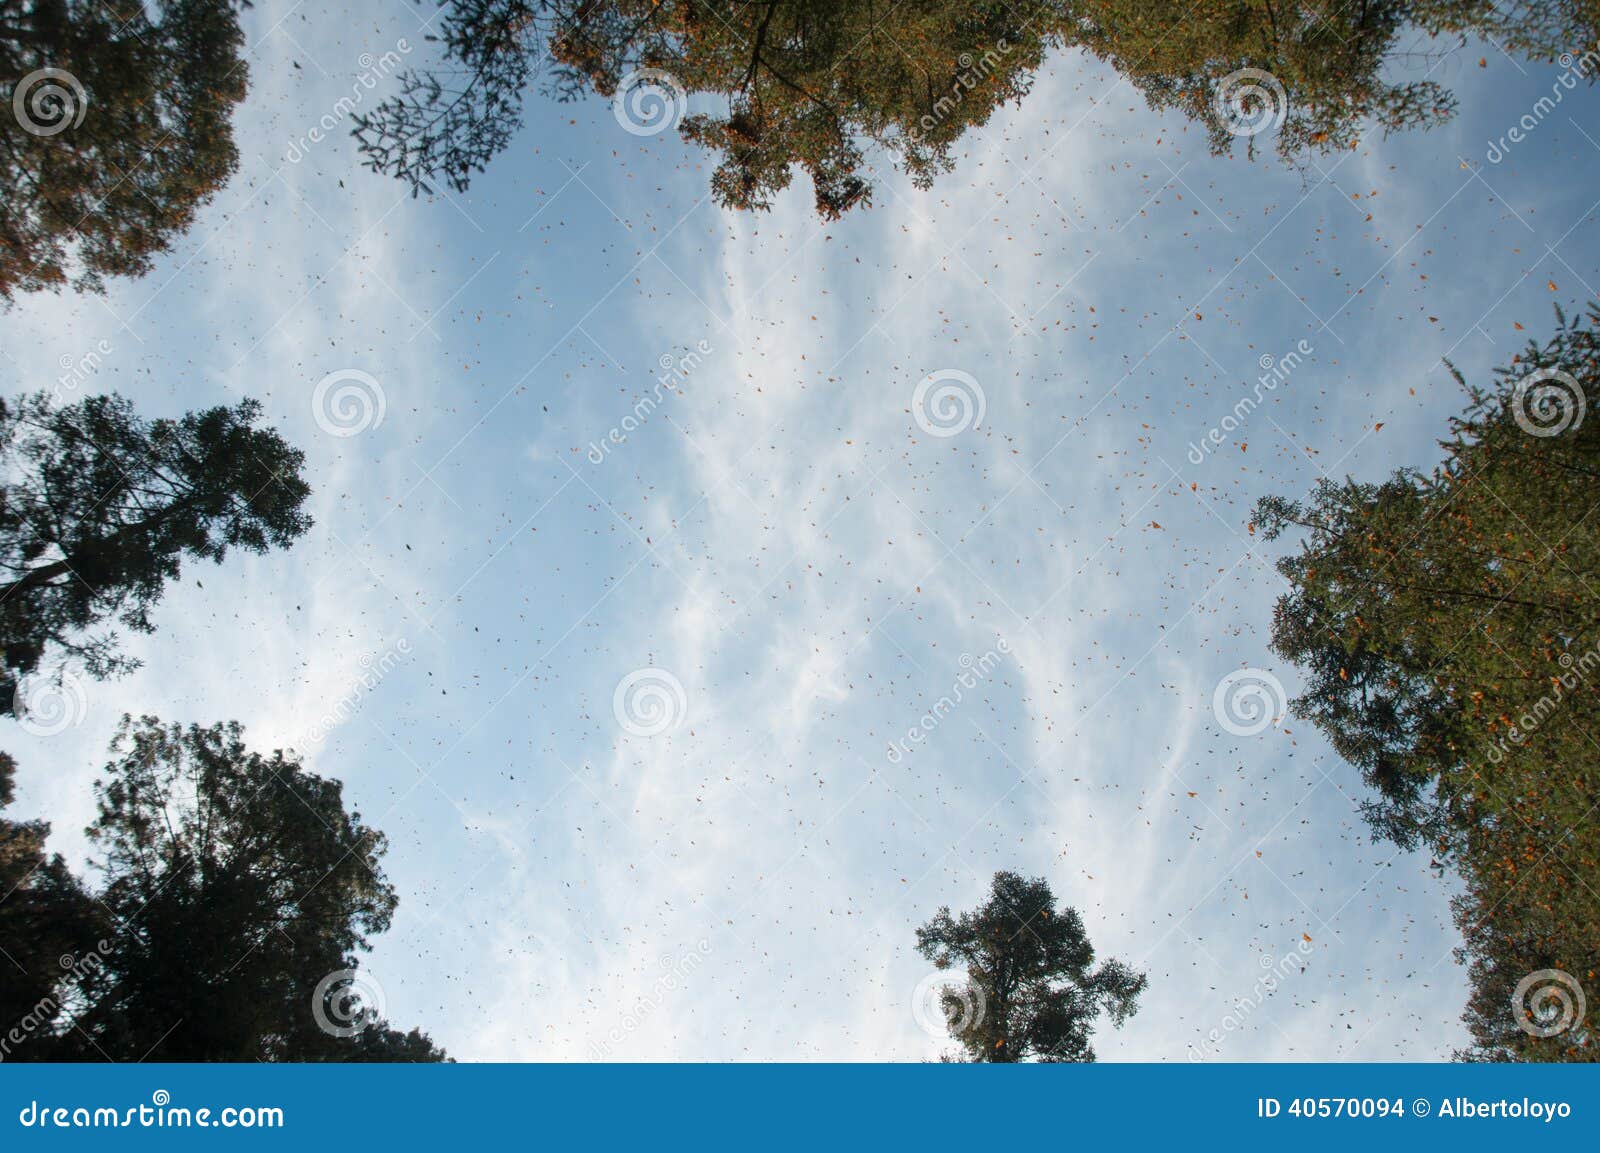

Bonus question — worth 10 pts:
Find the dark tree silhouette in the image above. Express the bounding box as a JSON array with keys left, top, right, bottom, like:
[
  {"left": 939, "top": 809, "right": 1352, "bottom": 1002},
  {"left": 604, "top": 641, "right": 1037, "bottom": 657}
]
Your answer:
[
  {"left": 0, "top": 391, "right": 311, "bottom": 717},
  {"left": 1253, "top": 475, "right": 1468, "bottom": 853},
  {"left": 1256, "top": 306, "right": 1600, "bottom": 1061},
  {"left": 0, "top": 717, "right": 446, "bottom": 1061},
  {"left": 0, "top": 0, "right": 250, "bottom": 301},
  {"left": 915, "top": 870, "right": 1146, "bottom": 1061},
  {"left": 0, "top": 751, "right": 99, "bottom": 1061}
]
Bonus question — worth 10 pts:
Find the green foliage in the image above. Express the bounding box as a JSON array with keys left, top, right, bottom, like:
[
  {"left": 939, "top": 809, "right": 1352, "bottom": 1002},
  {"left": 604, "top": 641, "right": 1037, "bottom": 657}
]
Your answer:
[
  {"left": 915, "top": 870, "right": 1146, "bottom": 1061},
  {"left": 559, "top": 0, "right": 1075, "bottom": 216},
  {"left": 1069, "top": 0, "right": 1458, "bottom": 161},
  {"left": 1255, "top": 306, "right": 1600, "bottom": 1061},
  {"left": 1459, "top": 0, "right": 1600, "bottom": 61},
  {"left": 1064, "top": 1, "right": 1600, "bottom": 162},
  {"left": 357, "top": 0, "right": 1077, "bottom": 217},
  {"left": 360, "top": 2, "right": 1600, "bottom": 215},
  {"left": 0, "top": 0, "right": 250, "bottom": 300},
  {"left": 0, "top": 391, "right": 311, "bottom": 715},
  {"left": 0, "top": 720, "right": 446, "bottom": 1061}
]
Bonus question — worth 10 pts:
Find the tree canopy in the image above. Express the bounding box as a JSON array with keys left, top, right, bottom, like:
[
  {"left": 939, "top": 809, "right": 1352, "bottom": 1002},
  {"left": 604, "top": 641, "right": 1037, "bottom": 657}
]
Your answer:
[
  {"left": 915, "top": 870, "right": 1146, "bottom": 1061},
  {"left": 357, "top": 1, "right": 1600, "bottom": 215},
  {"left": 1255, "top": 305, "right": 1600, "bottom": 1061},
  {"left": 356, "top": 0, "right": 1076, "bottom": 218},
  {"left": 1070, "top": 0, "right": 1461, "bottom": 162},
  {"left": 0, "top": 718, "right": 445, "bottom": 1061},
  {"left": 0, "top": 391, "right": 311, "bottom": 717},
  {"left": 0, "top": 0, "right": 250, "bottom": 301}
]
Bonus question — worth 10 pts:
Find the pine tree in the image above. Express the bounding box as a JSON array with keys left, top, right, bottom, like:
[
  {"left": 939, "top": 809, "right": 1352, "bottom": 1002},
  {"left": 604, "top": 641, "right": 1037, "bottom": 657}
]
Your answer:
[
  {"left": 0, "top": 0, "right": 250, "bottom": 300},
  {"left": 356, "top": 2, "right": 1600, "bottom": 213},
  {"left": 25, "top": 717, "right": 449, "bottom": 1061},
  {"left": 1256, "top": 306, "right": 1600, "bottom": 1061},
  {"left": 355, "top": 0, "right": 1078, "bottom": 217},
  {"left": 0, "top": 391, "right": 312, "bottom": 716},
  {"left": 915, "top": 870, "right": 1146, "bottom": 1061}
]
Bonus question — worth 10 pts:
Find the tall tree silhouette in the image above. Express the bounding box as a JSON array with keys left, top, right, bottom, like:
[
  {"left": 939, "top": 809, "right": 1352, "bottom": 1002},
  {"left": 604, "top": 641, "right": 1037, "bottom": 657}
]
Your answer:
[
  {"left": 0, "top": 391, "right": 311, "bottom": 717},
  {"left": 0, "top": 0, "right": 250, "bottom": 301},
  {"left": 1256, "top": 306, "right": 1600, "bottom": 1061},
  {"left": 915, "top": 870, "right": 1146, "bottom": 1061},
  {"left": 2, "top": 717, "right": 446, "bottom": 1061}
]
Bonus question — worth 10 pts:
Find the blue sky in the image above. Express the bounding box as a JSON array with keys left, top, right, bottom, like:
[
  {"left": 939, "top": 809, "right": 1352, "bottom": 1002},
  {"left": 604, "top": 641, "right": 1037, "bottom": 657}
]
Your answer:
[{"left": 6, "top": 2, "right": 1600, "bottom": 1060}]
